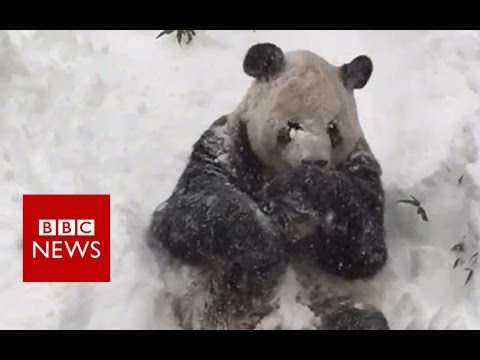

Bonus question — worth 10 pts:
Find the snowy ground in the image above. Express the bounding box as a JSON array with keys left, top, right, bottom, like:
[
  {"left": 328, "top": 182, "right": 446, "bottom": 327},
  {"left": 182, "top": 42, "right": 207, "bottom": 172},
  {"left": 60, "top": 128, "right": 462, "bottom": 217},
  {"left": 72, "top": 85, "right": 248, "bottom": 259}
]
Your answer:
[{"left": 1, "top": 30, "right": 480, "bottom": 330}]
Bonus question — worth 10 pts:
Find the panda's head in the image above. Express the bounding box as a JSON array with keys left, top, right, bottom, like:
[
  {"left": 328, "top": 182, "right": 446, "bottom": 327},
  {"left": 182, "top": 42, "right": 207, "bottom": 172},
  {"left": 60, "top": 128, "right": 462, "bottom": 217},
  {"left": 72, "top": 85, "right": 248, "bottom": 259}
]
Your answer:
[{"left": 238, "top": 43, "right": 373, "bottom": 173}]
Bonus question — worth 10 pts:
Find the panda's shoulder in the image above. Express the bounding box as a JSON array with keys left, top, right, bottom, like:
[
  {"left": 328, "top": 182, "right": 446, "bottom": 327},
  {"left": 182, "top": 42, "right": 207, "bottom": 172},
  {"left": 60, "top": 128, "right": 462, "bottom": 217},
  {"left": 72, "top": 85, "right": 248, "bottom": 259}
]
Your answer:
[
  {"left": 180, "top": 115, "right": 245, "bottom": 181},
  {"left": 194, "top": 116, "right": 229, "bottom": 142},
  {"left": 185, "top": 114, "right": 267, "bottom": 193}
]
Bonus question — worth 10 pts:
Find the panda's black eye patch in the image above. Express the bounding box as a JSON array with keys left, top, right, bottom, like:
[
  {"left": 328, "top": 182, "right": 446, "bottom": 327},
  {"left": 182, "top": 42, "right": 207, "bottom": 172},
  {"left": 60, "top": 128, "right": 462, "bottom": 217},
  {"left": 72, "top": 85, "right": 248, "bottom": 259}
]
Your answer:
[
  {"left": 277, "top": 120, "right": 303, "bottom": 144},
  {"left": 327, "top": 120, "right": 343, "bottom": 149}
]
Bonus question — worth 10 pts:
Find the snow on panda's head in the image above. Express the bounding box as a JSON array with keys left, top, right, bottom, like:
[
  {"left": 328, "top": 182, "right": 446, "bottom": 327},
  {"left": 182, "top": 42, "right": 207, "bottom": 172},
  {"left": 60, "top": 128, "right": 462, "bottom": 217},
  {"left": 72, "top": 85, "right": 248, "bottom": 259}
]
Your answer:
[{"left": 239, "top": 43, "right": 373, "bottom": 173}]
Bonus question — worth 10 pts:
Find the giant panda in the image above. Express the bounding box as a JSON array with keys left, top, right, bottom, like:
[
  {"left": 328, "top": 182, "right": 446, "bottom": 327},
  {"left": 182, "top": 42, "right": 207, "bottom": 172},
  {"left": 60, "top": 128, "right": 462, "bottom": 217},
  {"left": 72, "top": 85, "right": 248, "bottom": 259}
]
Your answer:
[{"left": 147, "top": 43, "right": 389, "bottom": 330}]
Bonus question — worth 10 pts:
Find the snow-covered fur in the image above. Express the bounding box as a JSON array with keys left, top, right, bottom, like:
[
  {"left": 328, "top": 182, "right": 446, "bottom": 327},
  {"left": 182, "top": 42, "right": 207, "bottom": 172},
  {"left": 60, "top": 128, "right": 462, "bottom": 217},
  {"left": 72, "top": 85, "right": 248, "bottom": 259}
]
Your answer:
[{"left": 147, "top": 43, "right": 389, "bottom": 330}]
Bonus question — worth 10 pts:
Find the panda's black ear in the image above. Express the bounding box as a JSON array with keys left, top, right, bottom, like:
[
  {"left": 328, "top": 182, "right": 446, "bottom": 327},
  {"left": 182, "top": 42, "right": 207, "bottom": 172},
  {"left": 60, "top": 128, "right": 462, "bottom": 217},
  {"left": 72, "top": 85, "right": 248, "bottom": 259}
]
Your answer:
[
  {"left": 243, "top": 43, "right": 285, "bottom": 81},
  {"left": 340, "top": 55, "right": 373, "bottom": 90}
]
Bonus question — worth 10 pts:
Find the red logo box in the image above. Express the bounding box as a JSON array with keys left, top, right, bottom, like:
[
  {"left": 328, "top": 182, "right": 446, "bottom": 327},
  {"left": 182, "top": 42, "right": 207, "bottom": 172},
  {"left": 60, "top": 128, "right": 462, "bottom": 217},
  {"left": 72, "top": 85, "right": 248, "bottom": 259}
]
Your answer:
[{"left": 23, "top": 194, "right": 110, "bottom": 282}]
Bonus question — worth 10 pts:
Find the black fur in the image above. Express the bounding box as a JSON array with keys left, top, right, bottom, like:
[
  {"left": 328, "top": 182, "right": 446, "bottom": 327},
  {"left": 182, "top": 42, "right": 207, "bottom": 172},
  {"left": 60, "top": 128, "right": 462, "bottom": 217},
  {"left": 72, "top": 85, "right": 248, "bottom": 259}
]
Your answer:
[
  {"left": 321, "top": 304, "right": 390, "bottom": 330},
  {"left": 276, "top": 120, "right": 303, "bottom": 144},
  {"left": 149, "top": 116, "right": 388, "bottom": 329},
  {"left": 243, "top": 43, "right": 285, "bottom": 81},
  {"left": 341, "top": 55, "right": 373, "bottom": 90},
  {"left": 257, "top": 139, "right": 387, "bottom": 280},
  {"left": 149, "top": 116, "right": 285, "bottom": 271},
  {"left": 327, "top": 119, "right": 343, "bottom": 149}
]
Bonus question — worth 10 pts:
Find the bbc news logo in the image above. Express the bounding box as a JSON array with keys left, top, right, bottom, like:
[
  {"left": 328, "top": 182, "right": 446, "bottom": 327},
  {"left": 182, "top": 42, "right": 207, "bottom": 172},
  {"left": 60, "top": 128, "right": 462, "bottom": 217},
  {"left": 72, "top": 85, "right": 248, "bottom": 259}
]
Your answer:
[
  {"left": 34, "top": 220, "right": 100, "bottom": 259},
  {"left": 23, "top": 195, "right": 110, "bottom": 282}
]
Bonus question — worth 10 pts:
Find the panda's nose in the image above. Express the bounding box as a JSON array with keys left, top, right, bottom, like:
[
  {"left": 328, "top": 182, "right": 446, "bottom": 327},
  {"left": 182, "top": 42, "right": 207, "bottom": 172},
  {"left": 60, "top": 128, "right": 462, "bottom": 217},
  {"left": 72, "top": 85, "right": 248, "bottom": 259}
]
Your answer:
[{"left": 287, "top": 120, "right": 302, "bottom": 130}]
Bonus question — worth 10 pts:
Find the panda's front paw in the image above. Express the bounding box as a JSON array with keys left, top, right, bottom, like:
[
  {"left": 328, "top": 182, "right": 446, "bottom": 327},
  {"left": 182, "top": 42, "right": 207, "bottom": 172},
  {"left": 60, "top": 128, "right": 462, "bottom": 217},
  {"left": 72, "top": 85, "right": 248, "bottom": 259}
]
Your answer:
[
  {"left": 321, "top": 304, "right": 390, "bottom": 330},
  {"left": 232, "top": 243, "right": 286, "bottom": 272}
]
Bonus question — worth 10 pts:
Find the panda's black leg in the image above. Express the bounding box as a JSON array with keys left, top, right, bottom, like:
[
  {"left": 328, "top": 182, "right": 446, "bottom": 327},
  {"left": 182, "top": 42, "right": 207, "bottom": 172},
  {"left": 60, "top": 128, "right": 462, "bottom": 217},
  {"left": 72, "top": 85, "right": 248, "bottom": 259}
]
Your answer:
[
  {"left": 320, "top": 304, "right": 390, "bottom": 330},
  {"left": 204, "top": 260, "right": 287, "bottom": 329},
  {"left": 149, "top": 181, "right": 288, "bottom": 330}
]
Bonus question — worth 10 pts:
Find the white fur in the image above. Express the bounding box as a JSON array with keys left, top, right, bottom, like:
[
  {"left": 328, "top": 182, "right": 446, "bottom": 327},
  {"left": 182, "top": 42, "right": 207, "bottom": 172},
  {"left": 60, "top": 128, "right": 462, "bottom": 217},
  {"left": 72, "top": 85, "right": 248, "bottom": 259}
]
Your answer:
[{"left": 284, "top": 126, "right": 331, "bottom": 168}]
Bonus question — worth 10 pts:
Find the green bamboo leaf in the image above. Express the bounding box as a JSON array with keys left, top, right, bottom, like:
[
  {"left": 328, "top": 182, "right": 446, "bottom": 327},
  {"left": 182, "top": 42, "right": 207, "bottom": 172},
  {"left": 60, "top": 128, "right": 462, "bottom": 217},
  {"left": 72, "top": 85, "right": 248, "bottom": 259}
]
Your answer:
[
  {"left": 470, "top": 252, "right": 478, "bottom": 265},
  {"left": 156, "top": 30, "right": 174, "bottom": 39},
  {"left": 397, "top": 199, "right": 418, "bottom": 206},
  {"left": 409, "top": 195, "right": 421, "bottom": 206},
  {"left": 464, "top": 268, "right": 474, "bottom": 285},
  {"left": 453, "top": 258, "right": 463, "bottom": 269},
  {"left": 451, "top": 243, "right": 465, "bottom": 252},
  {"left": 418, "top": 207, "right": 429, "bottom": 222}
]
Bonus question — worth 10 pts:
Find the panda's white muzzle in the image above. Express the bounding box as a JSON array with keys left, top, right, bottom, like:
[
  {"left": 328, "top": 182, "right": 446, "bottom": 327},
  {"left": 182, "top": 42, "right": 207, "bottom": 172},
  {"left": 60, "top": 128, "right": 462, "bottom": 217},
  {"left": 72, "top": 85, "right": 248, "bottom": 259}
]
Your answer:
[{"left": 282, "top": 125, "right": 332, "bottom": 169}]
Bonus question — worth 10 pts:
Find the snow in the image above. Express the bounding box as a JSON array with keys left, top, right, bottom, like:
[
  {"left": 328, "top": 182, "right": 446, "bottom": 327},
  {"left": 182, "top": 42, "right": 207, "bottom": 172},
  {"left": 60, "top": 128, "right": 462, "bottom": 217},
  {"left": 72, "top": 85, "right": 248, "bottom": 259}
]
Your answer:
[{"left": 1, "top": 30, "right": 480, "bottom": 329}]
